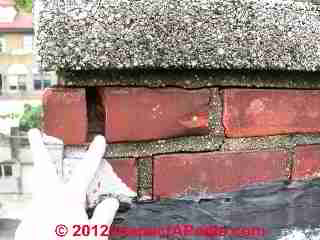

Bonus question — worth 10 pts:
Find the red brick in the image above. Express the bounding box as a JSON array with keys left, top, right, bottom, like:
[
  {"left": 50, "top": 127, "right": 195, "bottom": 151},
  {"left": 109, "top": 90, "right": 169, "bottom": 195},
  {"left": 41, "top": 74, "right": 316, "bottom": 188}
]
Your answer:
[
  {"left": 98, "top": 87, "right": 212, "bottom": 143},
  {"left": 108, "top": 158, "right": 137, "bottom": 192},
  {"left": 43, "top": 88, "right": 87, "bottom": 144},
  {"left": 153, "top": 150, "right": 289, "bottom": 197},
  {"left": 223, "top": 89, "right": 320, "bottom": 137},
  {"left": 292, "top": 144, "right": 320, "bottom": 180}
]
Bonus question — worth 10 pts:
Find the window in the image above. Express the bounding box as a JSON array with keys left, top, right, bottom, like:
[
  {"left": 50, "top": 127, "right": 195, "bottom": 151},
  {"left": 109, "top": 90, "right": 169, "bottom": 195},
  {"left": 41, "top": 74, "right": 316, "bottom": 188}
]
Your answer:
[
  {"left": 8, "top": 75, "right": 18, "bottom": 91},
  {"left": 0, "top": 164, "right": 13, "bottom": 178},
  {"left": 0, "top": 36, "right": 6, "bottom": 53},
  {"left": 8, "top": 75, "right": 27, "bottom": 91},
  {"left": 18, "top": 74, "right": 27, "bottom": 91},
  {"left": 43, "top": 79, "right": 51, "bottom": 88},
  {"left": 0, "top": 74, "right": 2, "bottom": 94},
  {"left": 4, "top": 165, "right": 12, "bottom": 177},
  {"left": 8, "top": 74, "right": 27, "bottom": 91},
  {"left": 34, "top": 79, "right": 42, "bottom": 90},
  {"left": 33, "top": 73, "right": 52, "bottom": 90},
  {"left": 7, "top": 64, "right": 29, "bottom": 92},
  {"left": 23, "top": 34, "right": 33, "bottom": 51}
]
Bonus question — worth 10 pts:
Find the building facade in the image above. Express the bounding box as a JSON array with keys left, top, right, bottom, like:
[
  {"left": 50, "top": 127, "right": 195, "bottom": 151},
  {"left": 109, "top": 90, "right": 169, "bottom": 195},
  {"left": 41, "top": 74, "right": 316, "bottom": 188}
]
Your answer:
[
  {"left": 0, "top": 129, "right": 63, "bottom": 195},
  {"left": 0, "top": 0, "right": 56, "bottom": 99}
]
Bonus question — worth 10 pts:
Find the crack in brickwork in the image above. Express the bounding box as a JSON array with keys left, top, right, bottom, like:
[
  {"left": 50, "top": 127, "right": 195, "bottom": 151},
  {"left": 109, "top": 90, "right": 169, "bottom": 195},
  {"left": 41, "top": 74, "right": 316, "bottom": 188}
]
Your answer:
[{"left": 51, "top": 85, "right": 320, "bottom": 198}]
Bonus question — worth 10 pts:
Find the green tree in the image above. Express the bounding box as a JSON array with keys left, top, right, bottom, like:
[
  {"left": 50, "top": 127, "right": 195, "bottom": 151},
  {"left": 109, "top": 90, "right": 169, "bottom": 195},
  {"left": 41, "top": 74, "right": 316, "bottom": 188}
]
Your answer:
[
  {"left": 19, "top": 104, "right": 43, "bottom": 132},
  {"left": 16, "top": 0, "right": 32, "bottom": 13}
]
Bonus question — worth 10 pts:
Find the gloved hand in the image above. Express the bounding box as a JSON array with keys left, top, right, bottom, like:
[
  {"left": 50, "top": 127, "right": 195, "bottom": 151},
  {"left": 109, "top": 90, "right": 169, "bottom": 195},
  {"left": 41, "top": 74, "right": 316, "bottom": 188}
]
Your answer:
[{"left": 15, "top": 129, "right": 135, "bottom": 240}]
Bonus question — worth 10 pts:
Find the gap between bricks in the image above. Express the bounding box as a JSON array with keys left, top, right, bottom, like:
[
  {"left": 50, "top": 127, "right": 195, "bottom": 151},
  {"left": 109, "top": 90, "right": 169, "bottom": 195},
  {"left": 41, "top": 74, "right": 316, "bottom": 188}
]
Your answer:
[{"left": 44, "top": 86, "right": 320, "bottom": 198}]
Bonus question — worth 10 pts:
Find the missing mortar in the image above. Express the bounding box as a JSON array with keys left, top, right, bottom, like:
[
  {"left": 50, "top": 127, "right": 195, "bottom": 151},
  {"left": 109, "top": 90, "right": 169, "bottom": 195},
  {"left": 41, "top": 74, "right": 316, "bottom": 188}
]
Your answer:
[
  {"left": 287, "top": 148, "right": 295, "bottom": 182},
  {"left": 86, "top": 87, "right": 105, "bottom": 142},
  {"left": 217, "top": 88, "right": 226, "bottom": 152}
]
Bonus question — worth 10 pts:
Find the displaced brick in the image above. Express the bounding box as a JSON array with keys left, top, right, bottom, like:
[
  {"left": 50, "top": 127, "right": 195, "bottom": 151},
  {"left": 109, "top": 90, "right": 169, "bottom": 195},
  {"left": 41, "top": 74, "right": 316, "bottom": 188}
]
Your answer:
[
  {"left": 98, "top": 87, "right": 212, "bottom": 143},
  {"left": 153, "top": 150, "right": 289, "bottom": 198},
  {"left": 43, "top": 88, "right": 87, "bottom": 144},
  {"left": 223, "top": 89, "right": 320, "bottom": 137},
  {"left": 293, "top": 144, "right": 320, "bottom": 180}
]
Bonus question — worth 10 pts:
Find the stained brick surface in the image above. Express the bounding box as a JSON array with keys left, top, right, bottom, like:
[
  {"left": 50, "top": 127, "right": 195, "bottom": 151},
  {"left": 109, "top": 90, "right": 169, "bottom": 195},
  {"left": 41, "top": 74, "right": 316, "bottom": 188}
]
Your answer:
[
  {"left": 223, "top": 89, "right": 320, "bottom": 137},
  {"left": 108, "top": 158, "right": 137, "bottom": 191},
  {"left": 153, "top": 150, "right": 289, "bottom": 197},
  {"left": 98, "top": 87, "right": 212, "bottom": 143},
  {"left": 293, "top": 144, "right": 320, "bottom": 180},
  {"left": 87, "top": 157, "right": 137, "bottom": 208},
  {"left": 43, "top": 88, "right": 87, "bottom": 144}
]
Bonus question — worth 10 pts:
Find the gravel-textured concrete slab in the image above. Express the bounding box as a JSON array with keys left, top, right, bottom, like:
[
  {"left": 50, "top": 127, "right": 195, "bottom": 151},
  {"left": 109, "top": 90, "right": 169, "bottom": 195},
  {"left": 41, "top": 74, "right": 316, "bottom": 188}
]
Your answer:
[{"left": 37, "top": 0, "right": 320, "bottom": 72}]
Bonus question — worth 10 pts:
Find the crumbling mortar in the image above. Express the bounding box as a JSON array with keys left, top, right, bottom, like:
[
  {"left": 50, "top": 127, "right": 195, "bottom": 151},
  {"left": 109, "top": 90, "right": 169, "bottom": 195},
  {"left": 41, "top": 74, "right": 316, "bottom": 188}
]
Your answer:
[
  {"left": 286, "top": 147, "right": 296, "bottom": 182},
  {"left": 58, "top": 70, "right": 320, "bottom": 89},
  {"left": 136, "top": 157, "right": 153, "bottom": 198},
  {"left": 60, "top": 81, "right": 320, "bottom": 195},
  {"left": 215, "top": 88, "right": 226, "bottom": 152},
  {"left": 64, "top": 134, "right": 320, "bottom": 198}
]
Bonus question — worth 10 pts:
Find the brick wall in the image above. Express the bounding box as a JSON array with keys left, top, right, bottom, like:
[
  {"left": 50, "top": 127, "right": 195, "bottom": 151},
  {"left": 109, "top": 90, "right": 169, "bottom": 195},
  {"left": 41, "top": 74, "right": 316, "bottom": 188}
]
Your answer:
[{"left": 43, "top": 84, "right": 320, "bottom": 199}]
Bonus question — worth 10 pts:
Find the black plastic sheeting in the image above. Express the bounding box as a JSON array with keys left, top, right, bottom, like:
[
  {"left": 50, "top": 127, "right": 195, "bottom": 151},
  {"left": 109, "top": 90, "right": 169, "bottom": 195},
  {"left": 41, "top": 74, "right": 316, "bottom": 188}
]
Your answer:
[
  {"left": 2, "top": 180, "right": 320, "bottom": 240},
  {"left": 110, "top": 180, "right": 320, "bottom": 240}
]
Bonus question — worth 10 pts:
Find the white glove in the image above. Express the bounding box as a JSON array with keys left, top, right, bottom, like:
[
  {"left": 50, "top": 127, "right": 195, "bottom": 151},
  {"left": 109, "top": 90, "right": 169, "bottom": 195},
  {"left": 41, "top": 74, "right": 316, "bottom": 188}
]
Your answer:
[{"left": 14, "top": 129, "right": 134, "bottom": 240}]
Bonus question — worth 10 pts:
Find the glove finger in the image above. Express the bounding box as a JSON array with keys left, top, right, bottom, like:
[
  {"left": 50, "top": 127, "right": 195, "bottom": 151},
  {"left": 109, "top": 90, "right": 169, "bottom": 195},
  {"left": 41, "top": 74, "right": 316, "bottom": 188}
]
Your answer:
[
  {"left": 68, "top": 135, "right": 106, "bottom": 203},
  {"left": 90, "top": 197, "right": 120, "bottom": 227},
  {"left": 28, "top": 128, "right": 59, "bottom": 194}
]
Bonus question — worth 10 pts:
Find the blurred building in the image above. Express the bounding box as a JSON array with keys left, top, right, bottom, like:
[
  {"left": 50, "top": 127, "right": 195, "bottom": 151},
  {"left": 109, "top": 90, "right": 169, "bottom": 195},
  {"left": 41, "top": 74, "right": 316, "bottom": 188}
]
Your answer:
[
  {"left": 0, "top": 128, "right": 63, "bottom": 219},
  {"left": 0, "top": 0, "right": 56, "bottom": 99}
]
